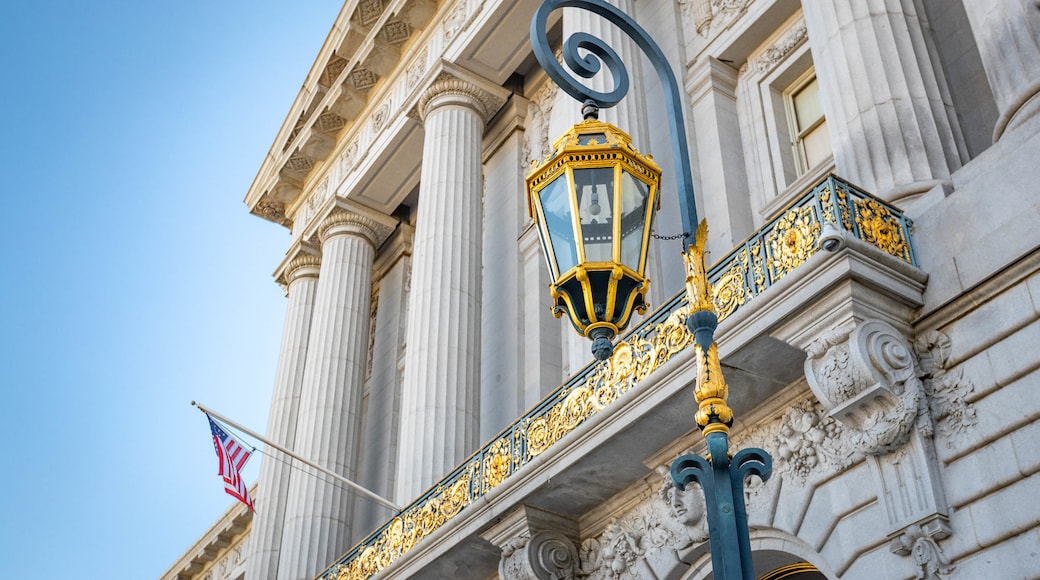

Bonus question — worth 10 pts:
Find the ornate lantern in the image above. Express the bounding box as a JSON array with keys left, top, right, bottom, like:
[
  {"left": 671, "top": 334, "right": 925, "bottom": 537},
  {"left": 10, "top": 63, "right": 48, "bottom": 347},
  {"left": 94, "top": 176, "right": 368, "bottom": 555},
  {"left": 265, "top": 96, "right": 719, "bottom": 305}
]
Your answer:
[{"left": 526, "top": 119, "right": 662, "bottom": 360}]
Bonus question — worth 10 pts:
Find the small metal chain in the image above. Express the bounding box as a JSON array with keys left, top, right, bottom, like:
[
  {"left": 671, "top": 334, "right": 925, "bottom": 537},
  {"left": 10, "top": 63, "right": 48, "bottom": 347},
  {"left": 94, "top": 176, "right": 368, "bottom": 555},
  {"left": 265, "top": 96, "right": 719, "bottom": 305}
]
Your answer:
[{"left": 651, "top": 230, "right": 690, "bottom": 241}]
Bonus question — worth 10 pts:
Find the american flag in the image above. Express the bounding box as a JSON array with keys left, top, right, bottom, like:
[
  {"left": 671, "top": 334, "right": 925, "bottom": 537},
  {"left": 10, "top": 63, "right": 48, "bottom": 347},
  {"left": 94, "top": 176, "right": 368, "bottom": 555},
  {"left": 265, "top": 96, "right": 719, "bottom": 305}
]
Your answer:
[{"left": 207, "top": 414, "right": 255, "bottom": 512}]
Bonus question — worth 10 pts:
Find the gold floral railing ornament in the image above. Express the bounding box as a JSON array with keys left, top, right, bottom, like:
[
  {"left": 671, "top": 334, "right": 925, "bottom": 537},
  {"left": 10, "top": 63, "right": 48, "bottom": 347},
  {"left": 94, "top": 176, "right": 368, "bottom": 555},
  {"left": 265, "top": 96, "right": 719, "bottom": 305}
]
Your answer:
[
  {"left": 524, "top": 301, "right": 696, "bottom": 460},
  {"left": 767, "top": 205, "right": 819, "bottom": 281},
  {"left": 316, "top": 174, "right": 916, "bottom": 580}
]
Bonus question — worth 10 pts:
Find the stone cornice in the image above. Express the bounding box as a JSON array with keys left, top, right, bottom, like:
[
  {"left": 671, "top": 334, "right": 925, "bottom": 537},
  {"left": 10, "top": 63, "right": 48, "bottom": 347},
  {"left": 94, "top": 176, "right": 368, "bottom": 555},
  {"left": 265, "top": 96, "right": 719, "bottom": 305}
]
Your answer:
[{"left": 244, "top": 0, "right": 444, "bottom": 227}]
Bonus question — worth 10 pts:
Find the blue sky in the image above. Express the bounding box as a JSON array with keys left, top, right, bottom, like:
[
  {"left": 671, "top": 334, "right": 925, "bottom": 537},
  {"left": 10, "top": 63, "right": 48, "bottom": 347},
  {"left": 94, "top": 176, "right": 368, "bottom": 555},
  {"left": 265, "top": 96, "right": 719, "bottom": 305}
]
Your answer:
[{"left": 0, "top": 2, "right": 340, "bottom": 577}]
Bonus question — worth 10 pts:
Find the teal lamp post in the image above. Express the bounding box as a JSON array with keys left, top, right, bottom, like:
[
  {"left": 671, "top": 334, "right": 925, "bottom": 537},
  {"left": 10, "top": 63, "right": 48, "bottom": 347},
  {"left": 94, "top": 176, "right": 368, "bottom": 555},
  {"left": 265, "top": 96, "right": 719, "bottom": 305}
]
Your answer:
[{"left": 528, "top": 1, "right": 772, "bottom": 578}]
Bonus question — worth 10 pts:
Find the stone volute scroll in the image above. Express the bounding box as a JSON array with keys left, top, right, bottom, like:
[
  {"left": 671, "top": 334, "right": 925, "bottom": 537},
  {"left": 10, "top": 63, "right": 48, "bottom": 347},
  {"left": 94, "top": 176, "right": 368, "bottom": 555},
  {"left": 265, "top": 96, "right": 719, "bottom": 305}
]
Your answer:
[
  {"left": 803, "top": 319, "right": 924, "bottom": 457},
  {"left": 481, "top": 505, "right": 581, "bottom": 580}
]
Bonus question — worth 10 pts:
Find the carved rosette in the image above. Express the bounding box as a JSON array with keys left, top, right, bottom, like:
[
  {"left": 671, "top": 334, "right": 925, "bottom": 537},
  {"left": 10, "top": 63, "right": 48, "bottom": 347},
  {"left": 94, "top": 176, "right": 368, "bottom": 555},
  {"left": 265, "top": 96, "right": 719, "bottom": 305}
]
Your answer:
[
  {"left": 804, "top": 320, "right": 925, "bottom": 456},
  {"left": 254, "top": 199, "right": 289, "bottom": 226}
]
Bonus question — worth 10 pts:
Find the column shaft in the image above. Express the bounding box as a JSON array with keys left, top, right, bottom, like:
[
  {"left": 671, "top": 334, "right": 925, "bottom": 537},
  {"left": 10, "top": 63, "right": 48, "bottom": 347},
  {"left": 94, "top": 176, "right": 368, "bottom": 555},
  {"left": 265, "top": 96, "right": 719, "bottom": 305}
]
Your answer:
[
  {"left": 353, "top": 232, "right": 412, "bottom": 536},
  {"left": 277, "top": 212, "right": 378, "bottom": 580},
  {"left": 396, "top": 84, "right": 485, "bottom": 500},
  {"left": 804, "top": 0, "right": 967, "bottom": 201},
  {"left": 961, "top": 0, "right": 1040, "bottom": 139},
  {"left": 246, "top": 256, "right": 320, "bottom": 580}
]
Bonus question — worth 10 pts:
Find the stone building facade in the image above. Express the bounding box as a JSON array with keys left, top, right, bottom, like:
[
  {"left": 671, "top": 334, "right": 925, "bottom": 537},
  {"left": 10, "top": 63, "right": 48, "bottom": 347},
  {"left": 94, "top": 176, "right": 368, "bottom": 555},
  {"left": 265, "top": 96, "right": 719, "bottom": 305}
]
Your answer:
[{"left": 164, "top": 0, "right": 1040, "bottom": 578}]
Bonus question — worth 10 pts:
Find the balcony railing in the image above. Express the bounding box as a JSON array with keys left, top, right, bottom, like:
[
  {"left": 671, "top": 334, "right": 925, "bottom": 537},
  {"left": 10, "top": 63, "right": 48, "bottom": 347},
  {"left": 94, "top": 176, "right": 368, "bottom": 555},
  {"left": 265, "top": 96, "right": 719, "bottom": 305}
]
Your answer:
[{"left": 317, "top": 174, "right": 916, "bottom": 580}]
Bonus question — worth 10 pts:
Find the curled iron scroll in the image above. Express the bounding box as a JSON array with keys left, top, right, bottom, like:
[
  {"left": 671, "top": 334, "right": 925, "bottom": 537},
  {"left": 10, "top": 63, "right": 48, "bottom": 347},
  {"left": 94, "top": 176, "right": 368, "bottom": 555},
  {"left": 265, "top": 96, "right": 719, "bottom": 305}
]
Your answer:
[
  {"left": 530, "top": 0, "right": 700, "bottom": 235},
  {"left": 530, "top": 0, "right": 637, "bottom": 108}
]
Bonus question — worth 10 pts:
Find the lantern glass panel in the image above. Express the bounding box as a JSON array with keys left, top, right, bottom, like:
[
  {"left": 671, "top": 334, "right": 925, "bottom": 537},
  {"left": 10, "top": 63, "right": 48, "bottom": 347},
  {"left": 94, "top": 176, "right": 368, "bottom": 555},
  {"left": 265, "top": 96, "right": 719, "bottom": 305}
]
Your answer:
[
  {"left": 574, "top": 166, "right": 615, "bottom": 263},
  {"left": 577, "top": 132, "right": 608, "bottom": 145},
  {"left": 538, "top": 174, "right": 578, "bottom": 275},
  {"left": 619, "top": 170, "right": 651, "bottom": 271}
]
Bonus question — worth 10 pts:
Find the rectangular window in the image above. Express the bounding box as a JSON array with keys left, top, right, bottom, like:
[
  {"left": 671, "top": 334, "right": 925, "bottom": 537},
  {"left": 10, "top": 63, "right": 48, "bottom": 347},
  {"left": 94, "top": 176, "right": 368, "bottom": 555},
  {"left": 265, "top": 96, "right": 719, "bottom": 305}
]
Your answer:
[{"left": 787, "top": 72, "right": 831, "bottom": 175}]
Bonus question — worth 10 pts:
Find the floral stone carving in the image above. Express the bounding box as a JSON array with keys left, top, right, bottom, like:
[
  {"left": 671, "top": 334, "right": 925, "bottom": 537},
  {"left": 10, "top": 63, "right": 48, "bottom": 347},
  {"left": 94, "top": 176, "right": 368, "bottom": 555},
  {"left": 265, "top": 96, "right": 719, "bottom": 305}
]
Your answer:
[{"left": 913, "top": 330, "right": 977, "bottom": 448}]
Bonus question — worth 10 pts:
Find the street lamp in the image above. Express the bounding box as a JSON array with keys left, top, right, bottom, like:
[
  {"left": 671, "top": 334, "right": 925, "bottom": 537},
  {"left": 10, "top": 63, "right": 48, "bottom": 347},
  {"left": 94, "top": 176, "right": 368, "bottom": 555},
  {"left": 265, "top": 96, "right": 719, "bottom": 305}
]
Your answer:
[
  {"left": 526, "top": 118, "right": 662, "bottom": 361},
  {"left": 529, "top": 1, "right": 771, "bottom": 579}
]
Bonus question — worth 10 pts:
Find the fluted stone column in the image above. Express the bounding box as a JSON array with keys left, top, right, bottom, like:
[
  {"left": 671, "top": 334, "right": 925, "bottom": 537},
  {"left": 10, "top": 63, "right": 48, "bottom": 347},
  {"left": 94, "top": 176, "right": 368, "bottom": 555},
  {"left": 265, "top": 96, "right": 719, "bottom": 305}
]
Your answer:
[
  {"left": 961, "top": 0, "right": 1040, "bottom": 140},
  {"left": 353, "top": 225, "right": 413, "bottom": 536},
  {"left": 246, "top": 251, "right": 320, "bottom": 580},
  {"left": 277, "top": 208, "right": 395, "bottom": 580},
  {"left": 395, "top": 73, "right": 506, "bottom": 500},
  {"left": 803, "top": 0, "right": 968, "bottom": 202}
]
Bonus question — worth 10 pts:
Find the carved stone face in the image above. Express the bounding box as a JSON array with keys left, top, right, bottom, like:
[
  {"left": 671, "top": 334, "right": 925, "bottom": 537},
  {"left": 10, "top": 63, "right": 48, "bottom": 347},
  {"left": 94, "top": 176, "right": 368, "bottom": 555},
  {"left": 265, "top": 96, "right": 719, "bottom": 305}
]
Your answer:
[{"left": 666, "top": 485, "right": 704, "bottom": 526}]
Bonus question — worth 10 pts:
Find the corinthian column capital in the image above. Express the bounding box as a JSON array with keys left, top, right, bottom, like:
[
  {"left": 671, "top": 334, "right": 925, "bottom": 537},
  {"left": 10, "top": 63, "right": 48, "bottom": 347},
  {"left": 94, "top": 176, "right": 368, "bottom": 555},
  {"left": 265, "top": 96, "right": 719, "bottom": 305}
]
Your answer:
[
  {"left": 313, "top": 201, "right": 398, "bottom": 249},
  {"left": 415, "top": 64, "right": 510, "bottom": 123},
  {"left": 273, "top": 241, "right": 322, "bottom": 292}
]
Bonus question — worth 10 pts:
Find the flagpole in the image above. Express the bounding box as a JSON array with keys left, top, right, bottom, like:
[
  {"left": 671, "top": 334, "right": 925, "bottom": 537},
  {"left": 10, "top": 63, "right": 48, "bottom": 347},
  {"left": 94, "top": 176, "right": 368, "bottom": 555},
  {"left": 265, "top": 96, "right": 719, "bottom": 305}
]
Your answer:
[{"left": 192, "top": 401, "right": 402, "bottom": 513}]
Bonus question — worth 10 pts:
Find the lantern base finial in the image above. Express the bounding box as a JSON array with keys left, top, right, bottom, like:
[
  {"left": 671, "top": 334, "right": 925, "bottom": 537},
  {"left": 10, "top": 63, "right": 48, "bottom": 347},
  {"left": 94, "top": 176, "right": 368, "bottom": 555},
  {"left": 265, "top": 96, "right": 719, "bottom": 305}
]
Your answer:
[
  {"left": 582, "top": 99, "right": 600, "bottom": 120},
  {"left": 589, "top": 326, "right": 615, "bottom": 360}
]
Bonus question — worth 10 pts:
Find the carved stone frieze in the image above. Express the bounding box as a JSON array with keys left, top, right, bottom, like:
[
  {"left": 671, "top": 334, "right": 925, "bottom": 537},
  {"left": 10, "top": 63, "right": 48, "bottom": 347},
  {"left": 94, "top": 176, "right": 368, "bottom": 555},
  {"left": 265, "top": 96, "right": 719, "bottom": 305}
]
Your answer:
[
  {"left": 523, "top": 81, "right": 559, "bottom": 171},
  {"left": 770, "top": 399, "right": 855, "bottom": 481},
  {"left": 573, "top": 472, "right": 703, "bottom": 579},
  {"left": 753, "top": 23, "right": 807, "bottom": 73},
  {"left": 581, "top": 521, "right": 646, "bottom": 579},
  {"left": 372, "top": 101, "right": 391, "bottom": 132},
  {"left": 407, "top": 48, "right": 429, "bottom": 89},
  {"left": 443, "top": 0, "right": 468, "bottom": 41},
  {"left": 679, "top": 0, "right": 754, "bottom": 39}
]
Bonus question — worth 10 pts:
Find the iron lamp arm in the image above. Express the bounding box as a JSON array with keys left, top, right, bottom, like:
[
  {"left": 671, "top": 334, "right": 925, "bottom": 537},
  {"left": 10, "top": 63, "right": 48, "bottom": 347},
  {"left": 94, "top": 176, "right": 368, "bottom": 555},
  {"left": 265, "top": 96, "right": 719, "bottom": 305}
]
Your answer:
[{"left": 530, "top": 0, "right": 699, "bottom": 240}]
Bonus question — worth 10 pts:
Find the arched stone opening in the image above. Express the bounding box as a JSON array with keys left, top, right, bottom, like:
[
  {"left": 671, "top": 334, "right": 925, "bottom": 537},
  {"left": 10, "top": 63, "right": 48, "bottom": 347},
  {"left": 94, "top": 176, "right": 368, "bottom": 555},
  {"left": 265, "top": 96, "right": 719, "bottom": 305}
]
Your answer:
[{"left": 677, "top": 529, "right": 836, "bottom": 580}]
